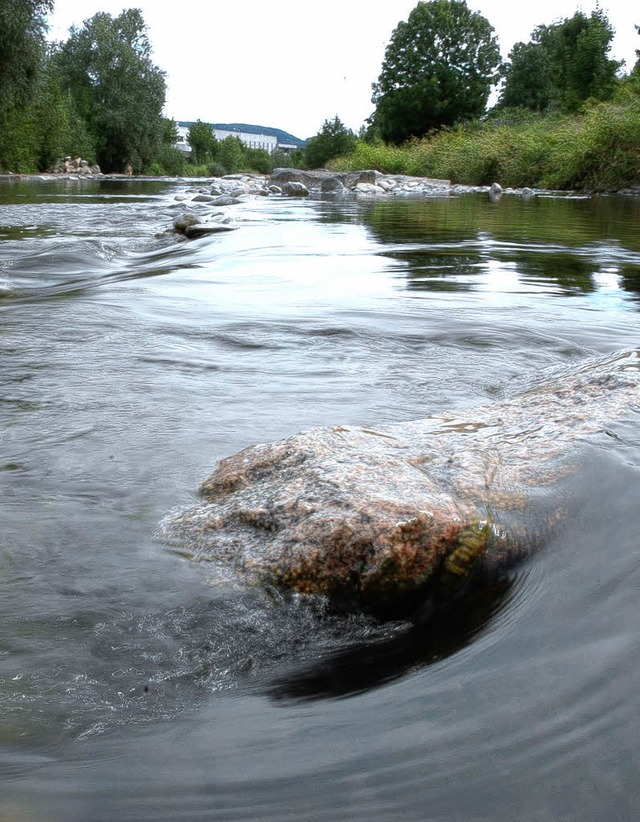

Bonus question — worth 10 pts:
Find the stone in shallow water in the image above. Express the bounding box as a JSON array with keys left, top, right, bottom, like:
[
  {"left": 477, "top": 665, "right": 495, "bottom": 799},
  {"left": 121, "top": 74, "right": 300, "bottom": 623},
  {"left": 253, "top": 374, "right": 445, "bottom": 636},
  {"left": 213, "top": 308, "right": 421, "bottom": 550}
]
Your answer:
[
  {"left": 183, "top": 222, "right": 237, "bottom": 238},
  {"left": 159, "top": 349, "right": 640, "bottom": 616}
]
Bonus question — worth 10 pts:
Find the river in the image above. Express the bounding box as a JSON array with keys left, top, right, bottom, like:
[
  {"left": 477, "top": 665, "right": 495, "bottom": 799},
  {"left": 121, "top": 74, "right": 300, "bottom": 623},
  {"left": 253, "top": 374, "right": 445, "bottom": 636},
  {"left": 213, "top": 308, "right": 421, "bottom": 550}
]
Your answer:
[{"left": 1, "top": 178, "right": 639, "bottom": 820}]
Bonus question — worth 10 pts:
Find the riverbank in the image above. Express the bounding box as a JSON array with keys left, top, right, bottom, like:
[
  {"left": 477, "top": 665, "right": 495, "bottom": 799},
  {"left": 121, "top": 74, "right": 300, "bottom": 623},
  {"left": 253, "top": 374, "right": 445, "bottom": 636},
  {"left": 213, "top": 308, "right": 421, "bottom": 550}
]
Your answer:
[
  {"left": 4, "top": 168, "right": 639, "bottom": 199},
  {"left": 330, "top": 99, "right": 640, "bottom": 193}
]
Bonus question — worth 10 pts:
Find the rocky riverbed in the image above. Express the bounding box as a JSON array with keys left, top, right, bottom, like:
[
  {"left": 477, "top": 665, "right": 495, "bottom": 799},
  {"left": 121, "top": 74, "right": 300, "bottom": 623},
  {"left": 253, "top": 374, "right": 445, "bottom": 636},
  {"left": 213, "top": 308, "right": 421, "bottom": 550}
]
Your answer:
[{"left": 167, "top": 168, "right": 532, "bottom": 239}]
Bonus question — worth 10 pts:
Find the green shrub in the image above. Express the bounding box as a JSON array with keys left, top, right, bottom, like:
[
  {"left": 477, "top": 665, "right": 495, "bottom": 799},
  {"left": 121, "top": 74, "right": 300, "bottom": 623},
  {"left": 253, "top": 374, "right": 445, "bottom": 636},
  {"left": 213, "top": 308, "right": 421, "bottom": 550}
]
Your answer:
[
  {"left": 156, "top": 145, "right": 186, "bottom": 176},
  {"left": 183, "top": 164, "right": 211, "bottom": 177},
  {"left": 144, "top": 162, "right": 164, "bottom": 176},
  {"left": 304, "top": 116, "right": 356, "bottom": 169},
  {"left": 244, "top": 147, "right": 273, "bottom": 174},
  {"left": 207, "top": 161, "right": 227, "bottom": 178},
  {"left": 217, "top": 136, "right": 245, "bottom": 174},
  {"left": 270, "top": 148, "right": 303, "bottom": 169}
]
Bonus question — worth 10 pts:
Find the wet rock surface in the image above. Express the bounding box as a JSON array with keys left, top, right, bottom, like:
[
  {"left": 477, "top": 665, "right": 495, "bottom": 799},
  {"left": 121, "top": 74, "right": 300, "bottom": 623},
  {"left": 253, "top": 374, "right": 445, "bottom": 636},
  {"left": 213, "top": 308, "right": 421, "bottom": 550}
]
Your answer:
[
  {"left": 166, "top": 169, "right": 531, "bottom": 241},
  {"left": 269, "top": 168, "right": 452, "bottom": 197},
  {"left": 159, "top": 349, "right": 640, "bottom": 617}
]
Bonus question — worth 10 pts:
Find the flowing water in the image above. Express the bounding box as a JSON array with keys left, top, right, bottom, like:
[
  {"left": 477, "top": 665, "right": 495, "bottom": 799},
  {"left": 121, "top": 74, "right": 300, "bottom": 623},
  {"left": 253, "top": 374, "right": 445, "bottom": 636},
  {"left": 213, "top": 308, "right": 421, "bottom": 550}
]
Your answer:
[{"left": 0, "top": 178, "right": 639, "bottom": 821}]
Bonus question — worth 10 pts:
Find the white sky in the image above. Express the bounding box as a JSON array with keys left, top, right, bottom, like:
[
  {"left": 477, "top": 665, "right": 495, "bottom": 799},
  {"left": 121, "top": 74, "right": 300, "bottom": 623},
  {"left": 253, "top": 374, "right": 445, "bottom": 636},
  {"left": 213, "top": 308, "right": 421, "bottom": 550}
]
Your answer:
[{"left": 46, "top": 1, "right": 639, "bottom": 139}]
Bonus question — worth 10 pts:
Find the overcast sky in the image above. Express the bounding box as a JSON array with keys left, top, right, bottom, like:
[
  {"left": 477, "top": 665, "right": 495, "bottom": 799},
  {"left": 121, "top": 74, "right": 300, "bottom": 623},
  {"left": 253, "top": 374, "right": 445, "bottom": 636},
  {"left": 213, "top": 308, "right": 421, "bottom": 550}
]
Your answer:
[{"left": 47, "top": 1, "right": 638, "bottom": 139}]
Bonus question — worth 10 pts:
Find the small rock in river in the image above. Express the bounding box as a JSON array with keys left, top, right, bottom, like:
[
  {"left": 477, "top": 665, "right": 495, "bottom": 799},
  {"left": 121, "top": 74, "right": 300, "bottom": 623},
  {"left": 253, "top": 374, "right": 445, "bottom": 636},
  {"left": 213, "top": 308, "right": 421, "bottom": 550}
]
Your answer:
[
  {"left": 172, "top": 213, "right": 201, "bottom": 233},
  {"left": 184, "top": 222, "right": 238, "bottom": 238}
]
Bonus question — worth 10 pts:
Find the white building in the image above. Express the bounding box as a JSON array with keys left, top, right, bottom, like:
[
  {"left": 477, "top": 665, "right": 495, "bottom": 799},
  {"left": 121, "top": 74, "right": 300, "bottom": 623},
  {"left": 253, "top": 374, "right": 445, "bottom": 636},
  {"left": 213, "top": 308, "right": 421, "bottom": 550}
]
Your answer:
[
  {"left": 175, "top": 124, "right": 297, "bottom": 156},
  {"left": 212, "top": 128, "right": 277, "bottom": 153}
]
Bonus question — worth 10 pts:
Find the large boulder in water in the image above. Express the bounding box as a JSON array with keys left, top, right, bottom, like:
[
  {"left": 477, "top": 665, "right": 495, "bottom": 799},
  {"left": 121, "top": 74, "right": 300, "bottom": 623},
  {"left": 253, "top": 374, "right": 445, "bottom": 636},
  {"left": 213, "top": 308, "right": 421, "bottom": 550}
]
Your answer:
[
  {"left": 159, "top": 349, "right": 640, "bottom": 617},
  {"left": 281, "top": 181, "right": 310, "bottom": 197}
]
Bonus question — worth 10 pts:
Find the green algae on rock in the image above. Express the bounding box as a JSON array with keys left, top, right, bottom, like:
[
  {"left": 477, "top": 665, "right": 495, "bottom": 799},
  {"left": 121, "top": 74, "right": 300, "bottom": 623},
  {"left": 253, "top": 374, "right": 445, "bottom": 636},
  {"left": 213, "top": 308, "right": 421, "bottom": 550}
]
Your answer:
[{"left": 158, "top": 349, "right": 640, "bottom": 617}]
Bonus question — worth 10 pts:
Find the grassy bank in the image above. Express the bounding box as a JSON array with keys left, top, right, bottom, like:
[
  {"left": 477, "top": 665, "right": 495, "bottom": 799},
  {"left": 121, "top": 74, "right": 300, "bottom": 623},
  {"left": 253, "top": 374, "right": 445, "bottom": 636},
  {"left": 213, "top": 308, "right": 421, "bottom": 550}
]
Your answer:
[{"left": 330, "top": 96, "right": 640, "bottom": 191}]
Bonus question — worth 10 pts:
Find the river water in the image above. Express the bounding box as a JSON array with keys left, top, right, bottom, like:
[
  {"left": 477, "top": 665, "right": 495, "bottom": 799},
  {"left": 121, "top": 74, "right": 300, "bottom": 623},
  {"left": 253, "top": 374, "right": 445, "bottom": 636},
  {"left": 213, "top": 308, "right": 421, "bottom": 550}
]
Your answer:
[{"left": 1, "top": 178, "right": 639, "bottom": 820}]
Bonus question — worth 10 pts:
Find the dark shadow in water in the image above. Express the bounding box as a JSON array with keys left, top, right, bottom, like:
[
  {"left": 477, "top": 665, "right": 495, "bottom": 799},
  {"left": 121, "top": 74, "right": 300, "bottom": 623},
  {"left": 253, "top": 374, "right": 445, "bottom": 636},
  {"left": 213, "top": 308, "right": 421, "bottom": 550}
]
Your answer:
[
  {"left": 265, "top": 572, "right": 517, "bottom": 703},
  {"left": 620, "top": 264, "right": 640, "bottom": 300}
]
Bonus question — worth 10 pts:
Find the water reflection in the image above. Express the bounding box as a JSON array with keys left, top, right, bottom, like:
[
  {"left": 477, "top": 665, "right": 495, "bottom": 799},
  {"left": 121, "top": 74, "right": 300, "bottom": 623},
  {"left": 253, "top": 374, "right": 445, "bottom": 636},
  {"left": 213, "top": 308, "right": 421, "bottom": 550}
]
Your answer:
[
  {"left": 344, "top": 195, "right": 640, "bottom": 302},
  {"left": 620, "top": 265, "right": 640, "bottom": 300}
]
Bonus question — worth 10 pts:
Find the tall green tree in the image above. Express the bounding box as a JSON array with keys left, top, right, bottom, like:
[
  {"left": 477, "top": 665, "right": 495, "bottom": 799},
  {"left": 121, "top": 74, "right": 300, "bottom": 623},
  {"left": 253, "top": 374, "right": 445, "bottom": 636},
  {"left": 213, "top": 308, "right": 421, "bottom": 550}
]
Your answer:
[
  {"left": 499, "top": 10, "right": 620, "bottom": 112},
  {"left": 371, "top": 0, "right": 502, "bottom": 144},
  {"left": 31, "top": 47, "right": 94, "bottom": 169},
  {"left": 0, "top": 12, "right": 93, "bottom": 174},
  {"left": 304, "top": 116, "right": 356, "bottom": 168},
  {"left": 0, "top": 0, "right": 53, "bottom": 117},
  {"left": 217, "top": 135, "right": 245, "bottom": 174},
  {"left": 56, "top": 9, "right": 166, "bottom": 172},
  {"left": 499, "top": 40, "right": 554, "bottom": 111},
  {"left": 187, "top": 120, "right": 217, "bottom": 165}
]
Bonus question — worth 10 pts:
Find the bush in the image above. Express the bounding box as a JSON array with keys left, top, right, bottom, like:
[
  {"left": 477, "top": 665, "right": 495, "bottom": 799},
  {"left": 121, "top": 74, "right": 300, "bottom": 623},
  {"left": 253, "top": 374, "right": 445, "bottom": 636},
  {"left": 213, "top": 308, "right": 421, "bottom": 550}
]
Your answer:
[
  {"left": 207, "top": 161, "right": 227, "bottom": 178},
  {"left": 270, "top": 148, "right": 304, "bottom": 169},
  {"left": 217, "top": 136, "right": 245, "bottom": 174},
  {"left": 0, "top": 107, "right": 40, "bottom": 172},
  {"left": 155, "top": 145, "right": 187, "bottom": 176},
  {"left": 244, "top": 147, "right": 273, "bottom": 174},
  {"left": 144, "top": 162, "right": 164, "bottom": 176},
  {"left": 304, "top": 116, "right": 356, "bottom": 169},
  {"left": 183, "top": 164, "right": 211, "bottom": 177}
]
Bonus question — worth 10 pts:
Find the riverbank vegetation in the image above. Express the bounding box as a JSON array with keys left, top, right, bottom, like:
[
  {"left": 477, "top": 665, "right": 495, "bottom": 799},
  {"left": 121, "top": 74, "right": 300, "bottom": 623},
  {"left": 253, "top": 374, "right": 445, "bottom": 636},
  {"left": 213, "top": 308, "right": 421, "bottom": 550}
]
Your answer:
[
  {"left": 0, "top": 4, "right": 171, "bottom": 174},
  {"left": 329, "top": 93, "right": 640, "bottom": 190},
  {"left": 178, "top": 120, "right": 303, "bottom": 178},
  {"left": 1, "top": 1, "right": 639, "bottom": 189},
  {"left": 308, "top": 3, "right": 640, "bottom": 192},
  {"left": 0, "top": 2, "right": 303, "bottom": 176},
  {"left": 320, "top": 4, "right": 640, "bottom": 191}
]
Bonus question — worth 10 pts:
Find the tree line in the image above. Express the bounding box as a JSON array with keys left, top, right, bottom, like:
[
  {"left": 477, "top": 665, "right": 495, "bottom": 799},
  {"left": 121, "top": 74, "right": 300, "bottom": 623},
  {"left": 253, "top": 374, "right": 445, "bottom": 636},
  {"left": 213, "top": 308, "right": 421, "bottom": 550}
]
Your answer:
[
  {"left": 313, "top": 1, "right": 639, "bottom": 170},
  {"left": 0, "top": 3, "right": 178, "bottom": 174},
  {"left": 1, "top": 1, "right": 639, "bottom": 178},
  {"left": 368, "top": 1, "right": 634, "bottom": 144},
  {"left": 271, "top": 1, "right": 640, "bottom": 174}
]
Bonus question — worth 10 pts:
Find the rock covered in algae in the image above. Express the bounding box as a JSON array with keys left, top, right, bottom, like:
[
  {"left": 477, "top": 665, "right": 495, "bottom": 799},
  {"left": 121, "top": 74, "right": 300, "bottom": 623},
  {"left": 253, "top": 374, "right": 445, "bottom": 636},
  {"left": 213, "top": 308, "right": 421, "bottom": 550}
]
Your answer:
[{"left": 159, "top": 349, "right": 639, "bottom": 615}]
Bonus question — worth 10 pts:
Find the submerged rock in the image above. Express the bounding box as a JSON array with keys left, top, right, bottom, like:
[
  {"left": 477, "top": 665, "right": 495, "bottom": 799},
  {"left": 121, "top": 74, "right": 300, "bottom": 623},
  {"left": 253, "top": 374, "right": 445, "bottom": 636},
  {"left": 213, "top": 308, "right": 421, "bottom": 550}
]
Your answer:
[
  {"left": 159, "top": 350, "right": 639, "bottom": 616},
  {"left": 172, "top": 211, "right": 237, "bottom": 238},
  {"left": 184, "top": 222, "right": 237, "bottom": 238}
]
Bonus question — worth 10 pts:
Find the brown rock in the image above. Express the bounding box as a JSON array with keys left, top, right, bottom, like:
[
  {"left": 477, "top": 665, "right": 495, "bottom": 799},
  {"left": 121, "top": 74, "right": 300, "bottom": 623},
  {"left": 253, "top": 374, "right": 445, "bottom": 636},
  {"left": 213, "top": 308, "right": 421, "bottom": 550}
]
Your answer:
[{"left": 159, "top": 349, "right": 640, "bottom": 616}]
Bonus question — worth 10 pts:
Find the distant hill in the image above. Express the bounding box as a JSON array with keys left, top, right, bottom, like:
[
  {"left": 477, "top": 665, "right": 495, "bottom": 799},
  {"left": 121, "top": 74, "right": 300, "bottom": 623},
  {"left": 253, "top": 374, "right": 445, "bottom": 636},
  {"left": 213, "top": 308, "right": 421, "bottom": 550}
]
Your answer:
[{"left": 177, "top": 121, "right": 306, "bottom": 147}]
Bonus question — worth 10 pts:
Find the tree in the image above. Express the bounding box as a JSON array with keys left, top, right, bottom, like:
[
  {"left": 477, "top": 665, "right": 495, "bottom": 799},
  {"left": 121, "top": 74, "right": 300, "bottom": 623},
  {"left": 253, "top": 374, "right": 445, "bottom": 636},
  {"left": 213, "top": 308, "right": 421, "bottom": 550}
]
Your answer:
[
  {"left": 56, "top": 9, "right": 166, "bottom": 172},
  {"left": 304, "top": 116, "right": 357, "bottom": 168},
  {"left": 162, "top": 117, "right": 180, "bottom": 147},
  {"left": 499, "top": 11, "right": 620, "bottom": 112},
  {"left": 31, "top": 48, "right": 95, "bottom": 169},
  {"left": 499, "top": 40, "right": 553, "bottom": 111},
  {"left": 627, "top": 25, "right": 640, "bottom": 90},
  {"left": 0, "top": 0, "right": 53, "bottom": 117},
  {"left": 217, "top": 135, "right": 245, "bottom": 174},
  {"left": 187, "top": 120, "right": 217, "bottom": 165},
  {"left": 0, "top": 40, "right": 94, "bottom": 173},
  {"left": 244, "top": 147, "right": 273, "bottom": 174},
  {"left": 371, "top": 0, "right": 502, "bottom": 144},
  {"left": 153, "top": 117, "right": 186, "bottom": 175}
]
